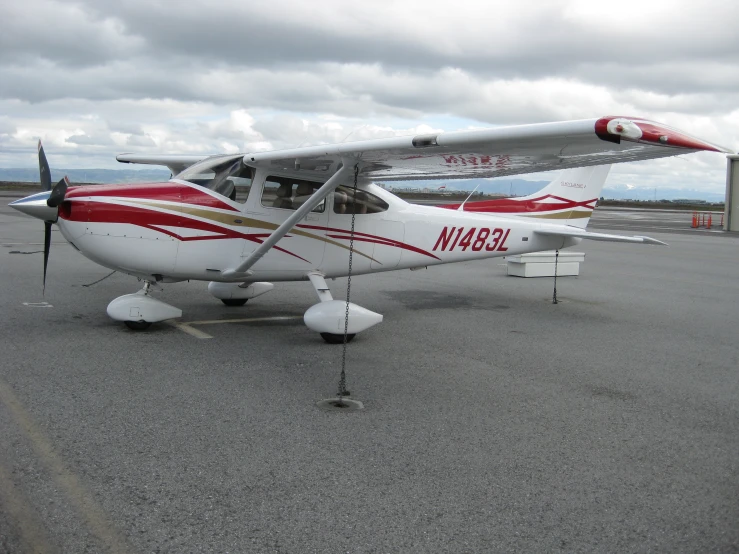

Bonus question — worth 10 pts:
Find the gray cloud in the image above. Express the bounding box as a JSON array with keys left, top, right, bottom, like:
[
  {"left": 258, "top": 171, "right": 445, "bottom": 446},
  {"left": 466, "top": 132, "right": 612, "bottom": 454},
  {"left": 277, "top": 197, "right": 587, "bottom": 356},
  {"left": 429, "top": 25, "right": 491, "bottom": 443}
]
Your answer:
[
  {"left": 0, "top": 0, "right": 736, "bottom": 192},
  {"left": 66, "top": 133, "right": 113, "bottom": 146},
  {"left": 0, "top": 0, "right": 143, "bottom": 67},
  {"left": 3, "top": 0, "right": 739, "bottom": 99},
  {"left": 125, "top": 134, "right": 157, "bottom": 147},
  {"left": 0, "top": 117, "right": 16, "bottom": 135}
]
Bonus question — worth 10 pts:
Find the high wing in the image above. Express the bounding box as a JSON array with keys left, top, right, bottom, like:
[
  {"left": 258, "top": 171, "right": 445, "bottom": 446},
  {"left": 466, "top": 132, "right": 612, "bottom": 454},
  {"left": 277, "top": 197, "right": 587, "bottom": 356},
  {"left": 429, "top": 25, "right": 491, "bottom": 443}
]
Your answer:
[
  {"left": 116, "top": 154, "right": 208, "bottom": 175},
  {"left": 243, "top": 116, "right": 731, "bottom": 181},
  {"left": 535, "top": 227, "right": 667, "bottom": 246}
]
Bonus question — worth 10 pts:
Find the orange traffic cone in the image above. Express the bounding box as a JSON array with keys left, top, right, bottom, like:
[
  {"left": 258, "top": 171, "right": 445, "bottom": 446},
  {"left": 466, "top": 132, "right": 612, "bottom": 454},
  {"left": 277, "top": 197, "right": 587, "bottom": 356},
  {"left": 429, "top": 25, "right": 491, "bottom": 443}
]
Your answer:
[
  {"left": 707, "top": 214, "right": 712, "bottom": 229},
  {"left": 692, "top": 212, "right": 698, "bottom": 228}
]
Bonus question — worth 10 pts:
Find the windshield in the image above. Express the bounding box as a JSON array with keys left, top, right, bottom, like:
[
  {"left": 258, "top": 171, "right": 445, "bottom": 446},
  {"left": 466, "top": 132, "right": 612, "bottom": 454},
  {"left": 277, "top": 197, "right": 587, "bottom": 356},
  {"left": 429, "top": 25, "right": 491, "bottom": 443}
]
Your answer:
[{"left": 176, "top": 155, "right": 253, "bottom": 200}]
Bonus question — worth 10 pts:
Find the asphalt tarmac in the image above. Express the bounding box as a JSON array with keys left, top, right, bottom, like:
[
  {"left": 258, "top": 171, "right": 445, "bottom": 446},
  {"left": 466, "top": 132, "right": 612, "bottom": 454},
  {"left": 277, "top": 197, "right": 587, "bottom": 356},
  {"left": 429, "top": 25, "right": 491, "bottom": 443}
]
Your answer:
[{"left": 1, "top": 196, "right": 738, "bottom": 553}]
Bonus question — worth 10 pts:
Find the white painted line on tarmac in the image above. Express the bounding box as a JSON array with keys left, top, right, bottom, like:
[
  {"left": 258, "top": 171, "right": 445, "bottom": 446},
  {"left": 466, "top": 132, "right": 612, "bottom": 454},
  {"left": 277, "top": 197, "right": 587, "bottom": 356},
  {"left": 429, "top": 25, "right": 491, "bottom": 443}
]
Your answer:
[
  {"left": 167, "top": 321, "right": 213, "bottom": 339},
  {"left": 22, "top": 302, "right": 53, "bottom": 308},
  {"left": 188, "top": 315, "right": 303, "bottom": 325},
  {"left": 0, "top": 378, "right": 132, "bottom": 553},
  {"left": 168, "top": 315, "right": 302, "bottom": 339}
]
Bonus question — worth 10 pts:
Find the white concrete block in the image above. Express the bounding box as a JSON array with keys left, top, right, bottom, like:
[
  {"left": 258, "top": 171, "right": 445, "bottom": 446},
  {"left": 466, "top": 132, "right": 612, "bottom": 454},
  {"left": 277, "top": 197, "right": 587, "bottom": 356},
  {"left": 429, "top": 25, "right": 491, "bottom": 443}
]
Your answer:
[
  {"left": 506, "top": 261, "right": 581, "bottom": 277},
  {"left": 506, "top": 251, "right": 585, "bottom": 264}
]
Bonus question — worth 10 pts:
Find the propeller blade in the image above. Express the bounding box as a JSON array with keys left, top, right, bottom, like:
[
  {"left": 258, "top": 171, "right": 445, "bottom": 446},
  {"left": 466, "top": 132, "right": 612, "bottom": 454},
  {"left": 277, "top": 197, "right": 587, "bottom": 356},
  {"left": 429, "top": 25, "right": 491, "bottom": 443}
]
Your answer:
[
  {"left": 47, "top": 177, "right": 69, "bottom": 208},
  {"left": 43, "top": 220, "right": 52, "bottom": 295},
  {"left": 38, "top": 140, "right": 52, "bottom": 192}
]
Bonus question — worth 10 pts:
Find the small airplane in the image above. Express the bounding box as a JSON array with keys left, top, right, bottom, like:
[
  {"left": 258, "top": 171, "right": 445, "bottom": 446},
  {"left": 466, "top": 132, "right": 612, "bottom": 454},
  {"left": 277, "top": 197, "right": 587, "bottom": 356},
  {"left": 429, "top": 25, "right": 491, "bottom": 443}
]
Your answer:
[{"left": 9, "top": 116, "right": 731, "bottom": 342}]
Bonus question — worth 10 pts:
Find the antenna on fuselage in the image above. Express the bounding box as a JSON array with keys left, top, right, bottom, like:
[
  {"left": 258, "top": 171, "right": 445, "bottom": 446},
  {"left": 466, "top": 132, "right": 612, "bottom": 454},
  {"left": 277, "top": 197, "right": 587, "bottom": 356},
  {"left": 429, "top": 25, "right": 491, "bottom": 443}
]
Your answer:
[{"left": 457, "top": 183, "right": 481, "bottom": 211}]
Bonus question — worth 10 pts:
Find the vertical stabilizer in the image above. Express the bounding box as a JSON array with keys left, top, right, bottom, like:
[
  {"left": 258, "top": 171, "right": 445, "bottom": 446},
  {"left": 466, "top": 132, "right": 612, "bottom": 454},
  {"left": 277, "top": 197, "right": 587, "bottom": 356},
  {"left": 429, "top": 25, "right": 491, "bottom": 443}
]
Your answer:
[{"left": 445, "top": 165, "right": 611, "bottom": 229}]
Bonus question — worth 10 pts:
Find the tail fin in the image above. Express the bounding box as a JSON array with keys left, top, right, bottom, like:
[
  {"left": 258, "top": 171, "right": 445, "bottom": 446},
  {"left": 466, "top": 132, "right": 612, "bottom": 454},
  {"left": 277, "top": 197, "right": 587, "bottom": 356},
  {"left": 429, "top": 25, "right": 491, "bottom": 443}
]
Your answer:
[{"left": 448, "top": 164, "right": 611, "bottom": 229}]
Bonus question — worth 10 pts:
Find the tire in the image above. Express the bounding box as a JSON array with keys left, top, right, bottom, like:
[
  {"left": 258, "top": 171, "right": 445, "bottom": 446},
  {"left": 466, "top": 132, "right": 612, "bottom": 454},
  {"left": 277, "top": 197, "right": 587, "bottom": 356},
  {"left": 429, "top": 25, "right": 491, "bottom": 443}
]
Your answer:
[
  {"left": 221, "top": 298, "right": 248, "bottom": 307},
  {"left": 124, "top": 320, "right": 152, "bottom": 331},
  {"left": 320, "top": 332, "right": 356, "bottom": 344}
]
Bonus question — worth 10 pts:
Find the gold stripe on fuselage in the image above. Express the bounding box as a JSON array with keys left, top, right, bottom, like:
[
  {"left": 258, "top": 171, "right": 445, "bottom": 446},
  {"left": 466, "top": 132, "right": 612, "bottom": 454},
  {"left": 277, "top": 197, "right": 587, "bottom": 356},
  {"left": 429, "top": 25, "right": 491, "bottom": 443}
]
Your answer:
[
  {"left": 517, "top": 210, "right": 593, "bottom": 220},
  {"left": 125, "top": 199, "right": 379, "bottom": 263}
]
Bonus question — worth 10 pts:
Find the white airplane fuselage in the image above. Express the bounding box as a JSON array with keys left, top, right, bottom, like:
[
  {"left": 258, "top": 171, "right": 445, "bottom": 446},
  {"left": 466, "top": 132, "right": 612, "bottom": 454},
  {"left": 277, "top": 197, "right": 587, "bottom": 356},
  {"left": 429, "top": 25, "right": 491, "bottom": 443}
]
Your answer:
[
  {"left": 10, "top": 114, "right": 730, "bottom": 335},
  {"left": 54, "top": 177, "right": 576, "bottom": 284}
]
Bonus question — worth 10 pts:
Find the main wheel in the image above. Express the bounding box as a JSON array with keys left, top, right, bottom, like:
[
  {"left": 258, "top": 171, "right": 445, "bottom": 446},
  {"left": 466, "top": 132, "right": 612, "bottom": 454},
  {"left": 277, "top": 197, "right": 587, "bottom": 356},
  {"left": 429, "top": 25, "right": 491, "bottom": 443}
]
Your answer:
[
  {"left": 320, "top": 332, "right": 356, "bottom": 344},
  {"left": 221, "top": 298, "right": 248, "bottom": 307},
  {"left": 124, "top": 320, "right": 152, "bottom": 331}
]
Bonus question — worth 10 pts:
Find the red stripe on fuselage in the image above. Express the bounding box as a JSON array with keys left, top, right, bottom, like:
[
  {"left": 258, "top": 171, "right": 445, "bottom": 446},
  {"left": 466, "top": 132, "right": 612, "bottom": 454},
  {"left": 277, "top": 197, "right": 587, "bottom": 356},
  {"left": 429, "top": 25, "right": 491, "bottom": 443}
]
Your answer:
[
  {"left": 65, "top": 182, "right": 239, "bottom": 212},
  {"left": 60, "top": 201, "right": 309, "bottom": 262},
  {"left": 298, "top": 223, "right": 440, "bottom": 260},
  {"left": 440, "top": 194, "right": 597, "bottom": 213}
]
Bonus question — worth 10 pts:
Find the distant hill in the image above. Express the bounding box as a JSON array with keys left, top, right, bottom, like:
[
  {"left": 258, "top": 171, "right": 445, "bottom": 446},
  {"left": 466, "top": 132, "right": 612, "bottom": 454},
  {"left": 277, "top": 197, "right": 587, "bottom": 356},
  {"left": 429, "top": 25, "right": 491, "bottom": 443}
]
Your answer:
[
  {"left": 599, "top": 184, "right": 725, "bottom": 203},
  {"left": 0, "top": 168, "right": 724, "bottom": 202}
]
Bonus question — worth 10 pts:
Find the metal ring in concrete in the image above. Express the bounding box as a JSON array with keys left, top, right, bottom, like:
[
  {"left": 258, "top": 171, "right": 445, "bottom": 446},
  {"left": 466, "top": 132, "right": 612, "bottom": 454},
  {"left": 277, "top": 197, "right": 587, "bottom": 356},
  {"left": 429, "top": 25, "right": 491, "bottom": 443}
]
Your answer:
[{"left": 316, "top": 398, "right": 364, "bottom": 412}]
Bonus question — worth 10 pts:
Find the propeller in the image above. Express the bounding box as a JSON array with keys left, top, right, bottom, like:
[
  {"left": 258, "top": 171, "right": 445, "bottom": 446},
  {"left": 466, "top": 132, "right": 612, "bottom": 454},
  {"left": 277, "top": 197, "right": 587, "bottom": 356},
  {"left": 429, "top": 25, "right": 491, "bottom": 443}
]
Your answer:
[
  {"left": 38, "top": 140, "right": 51, "bottom": 192},
  {"left": 35, "top": 141, "right": 70, "bottom": 294},
  {"left": 47, "top": 177, "right": 69, "bottom": 208}
]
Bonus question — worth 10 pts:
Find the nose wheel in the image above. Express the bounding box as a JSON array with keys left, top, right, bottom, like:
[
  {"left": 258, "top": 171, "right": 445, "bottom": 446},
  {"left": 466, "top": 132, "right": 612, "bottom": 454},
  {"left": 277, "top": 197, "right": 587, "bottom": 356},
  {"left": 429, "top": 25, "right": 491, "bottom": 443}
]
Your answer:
[{"left": 124, "top": 320, "right": 153, "bottom": 331}]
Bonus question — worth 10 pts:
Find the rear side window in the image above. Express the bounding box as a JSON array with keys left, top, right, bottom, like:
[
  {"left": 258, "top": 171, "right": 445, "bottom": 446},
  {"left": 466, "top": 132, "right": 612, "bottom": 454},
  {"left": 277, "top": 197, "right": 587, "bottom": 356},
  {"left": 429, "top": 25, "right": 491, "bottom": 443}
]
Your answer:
[
  {"left": 261, "top": 177, "right": 325, "bottom": 212},
  {"left": 333, "top": 185, "right": 389, "bottom": 214}
]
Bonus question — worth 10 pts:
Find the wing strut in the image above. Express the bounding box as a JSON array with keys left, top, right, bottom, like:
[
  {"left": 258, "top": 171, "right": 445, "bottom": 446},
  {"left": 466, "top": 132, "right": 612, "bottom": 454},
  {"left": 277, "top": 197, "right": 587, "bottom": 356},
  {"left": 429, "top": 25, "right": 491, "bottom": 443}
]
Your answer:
[{"left": 222, "top": 161, "right": 355, "bottom": 280}]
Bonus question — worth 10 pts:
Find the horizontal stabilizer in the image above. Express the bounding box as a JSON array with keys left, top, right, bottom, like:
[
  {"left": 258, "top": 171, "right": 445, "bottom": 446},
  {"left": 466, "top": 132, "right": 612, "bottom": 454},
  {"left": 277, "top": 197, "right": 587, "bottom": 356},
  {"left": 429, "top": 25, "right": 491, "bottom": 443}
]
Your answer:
[
  {"left": 116, "top": 154, "right": 207, "bottom": 175},
  {"left": 535, "top": 227, "right": 667, "bottom": 245}
]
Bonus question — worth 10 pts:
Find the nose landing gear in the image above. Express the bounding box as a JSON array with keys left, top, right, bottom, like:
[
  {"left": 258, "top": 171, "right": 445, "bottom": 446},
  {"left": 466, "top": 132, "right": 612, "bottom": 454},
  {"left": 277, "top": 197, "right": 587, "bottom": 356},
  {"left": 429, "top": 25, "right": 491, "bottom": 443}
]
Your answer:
[{"left": 107, "top": 280, "right": 182, "bottom": 331}]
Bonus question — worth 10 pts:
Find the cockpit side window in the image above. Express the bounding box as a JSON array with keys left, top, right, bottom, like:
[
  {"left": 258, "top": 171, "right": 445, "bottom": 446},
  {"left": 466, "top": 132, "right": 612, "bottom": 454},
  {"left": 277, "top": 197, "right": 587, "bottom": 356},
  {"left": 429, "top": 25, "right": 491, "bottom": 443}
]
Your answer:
[
  {"left": 228, "top": 169, "right": 253, "bottom": 204},
  {"left": 176, "top": 155, "right": 253, "bottom": 203},
  {"left": 261, "top": 176, "right": 326, "bottom": 212},
  {"left": 333, "top": 185, "right": 389, "bottom": 214}
]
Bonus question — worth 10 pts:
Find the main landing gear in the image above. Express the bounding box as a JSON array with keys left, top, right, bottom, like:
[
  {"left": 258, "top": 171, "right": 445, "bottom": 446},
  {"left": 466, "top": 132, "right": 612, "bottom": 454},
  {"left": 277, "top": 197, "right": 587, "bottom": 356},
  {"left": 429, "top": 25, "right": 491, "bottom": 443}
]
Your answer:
[
  {"left": 105, "top": 275, "right": 383, "bottom": 343},
  {"left": 303, "top": 272, "right": 383, "bottom": 344},
  {"left": 207, "top": 282, "right": 274, "bottom": 306}
]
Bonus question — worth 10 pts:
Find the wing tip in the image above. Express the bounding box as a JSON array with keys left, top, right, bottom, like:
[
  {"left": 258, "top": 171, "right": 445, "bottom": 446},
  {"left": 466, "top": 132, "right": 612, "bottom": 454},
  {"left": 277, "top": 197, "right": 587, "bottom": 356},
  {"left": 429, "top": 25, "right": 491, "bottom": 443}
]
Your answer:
[{"left": 595, "top": 116, "right": 732, "bottom": 153}]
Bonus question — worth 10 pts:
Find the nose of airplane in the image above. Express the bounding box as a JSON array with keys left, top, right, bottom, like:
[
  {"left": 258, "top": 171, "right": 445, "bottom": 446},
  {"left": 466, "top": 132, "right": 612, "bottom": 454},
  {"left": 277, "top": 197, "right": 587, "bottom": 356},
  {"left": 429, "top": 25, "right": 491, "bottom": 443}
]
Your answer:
[{"left": 9, "top": 191, "right": 59, "bottom": 221}]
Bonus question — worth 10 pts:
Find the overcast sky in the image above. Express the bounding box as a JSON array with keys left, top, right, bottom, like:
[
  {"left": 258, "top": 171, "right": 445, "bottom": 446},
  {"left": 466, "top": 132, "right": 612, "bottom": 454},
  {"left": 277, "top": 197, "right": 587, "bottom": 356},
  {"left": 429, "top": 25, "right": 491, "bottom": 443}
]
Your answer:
[{"left": 1, "top": 0, "right": 737, "bottom": 191}]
